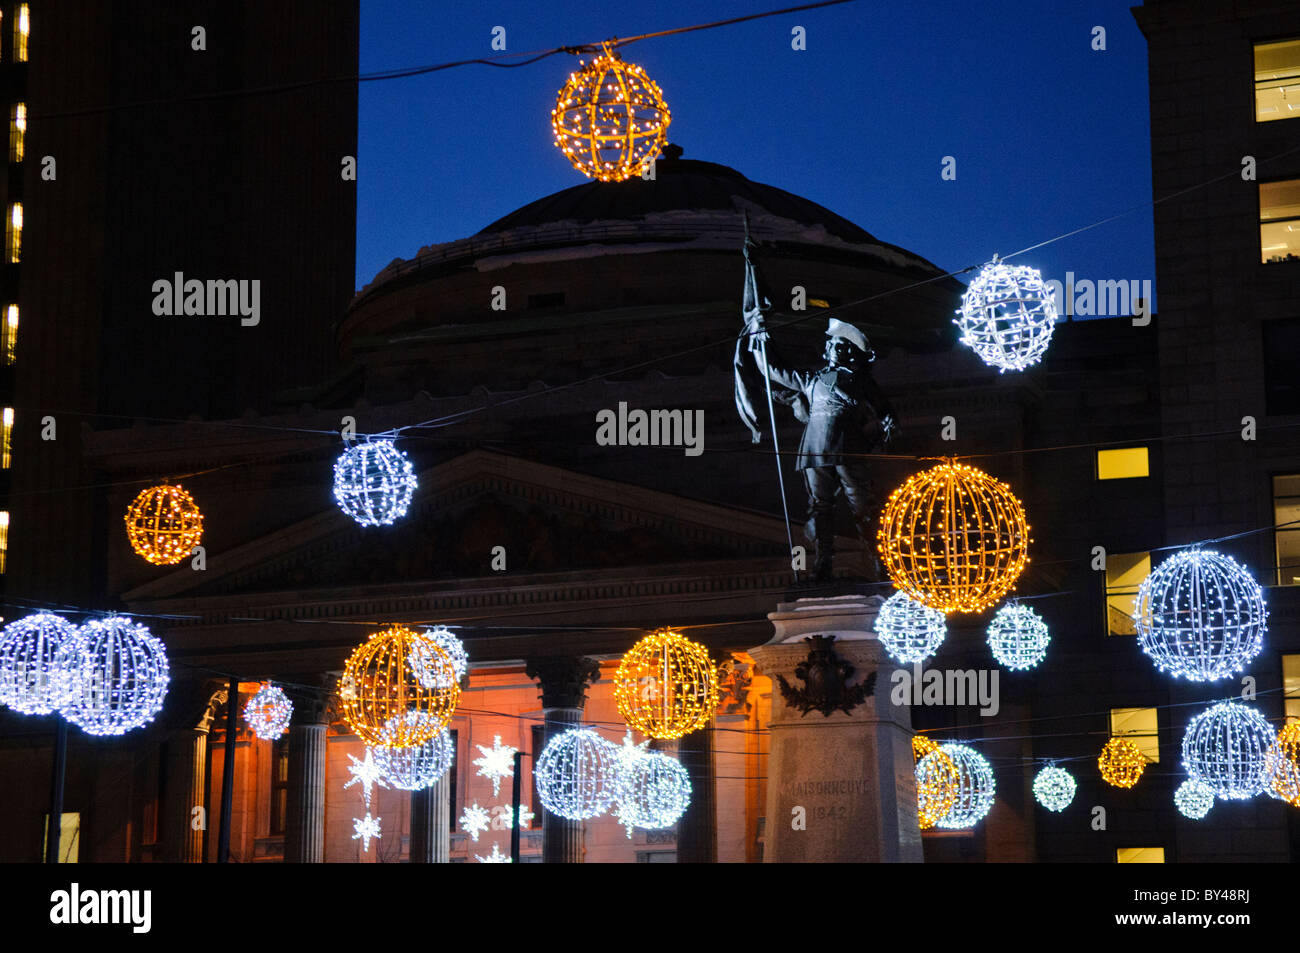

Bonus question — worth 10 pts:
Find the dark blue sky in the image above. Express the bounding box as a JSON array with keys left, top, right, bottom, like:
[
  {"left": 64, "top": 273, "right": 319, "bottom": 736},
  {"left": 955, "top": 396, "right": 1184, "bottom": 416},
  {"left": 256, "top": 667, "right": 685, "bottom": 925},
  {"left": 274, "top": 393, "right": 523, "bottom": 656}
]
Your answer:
[{"left": 357, "top": 0, "right": 1155, "bottom": 302}]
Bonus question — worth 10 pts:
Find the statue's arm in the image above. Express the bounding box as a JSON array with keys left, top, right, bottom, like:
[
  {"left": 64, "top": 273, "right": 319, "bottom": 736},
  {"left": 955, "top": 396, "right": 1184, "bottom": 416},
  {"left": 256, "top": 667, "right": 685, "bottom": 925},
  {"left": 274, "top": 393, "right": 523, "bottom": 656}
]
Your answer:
[{"left": 749, "top": 332, "right": 809, "bottom": 394}]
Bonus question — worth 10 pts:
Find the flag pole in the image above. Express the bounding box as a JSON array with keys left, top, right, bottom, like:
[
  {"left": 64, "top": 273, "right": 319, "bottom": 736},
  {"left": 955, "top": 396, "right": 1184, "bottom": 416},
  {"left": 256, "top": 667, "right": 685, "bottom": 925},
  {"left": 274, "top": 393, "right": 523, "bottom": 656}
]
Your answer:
[{"left": 743, "top": 214, "right": 799, "bottom": 584}]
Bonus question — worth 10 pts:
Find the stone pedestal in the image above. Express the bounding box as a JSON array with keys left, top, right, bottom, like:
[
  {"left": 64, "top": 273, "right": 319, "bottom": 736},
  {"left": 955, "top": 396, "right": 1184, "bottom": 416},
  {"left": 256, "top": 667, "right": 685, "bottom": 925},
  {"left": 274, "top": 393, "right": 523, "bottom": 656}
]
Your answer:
[{"left": 749, "top": 594, "right": 921, "bottom": 863}]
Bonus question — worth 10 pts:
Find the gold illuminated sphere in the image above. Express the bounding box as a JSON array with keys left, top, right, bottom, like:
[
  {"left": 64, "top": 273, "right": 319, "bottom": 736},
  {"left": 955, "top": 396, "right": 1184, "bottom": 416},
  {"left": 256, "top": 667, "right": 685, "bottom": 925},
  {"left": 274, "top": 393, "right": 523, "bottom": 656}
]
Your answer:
[
  {"left": 613, "top": 628, "right": 717, "bottom": 740},
  {"left": 913, "top": 740, "right": 959, "bottom": 830},
  {"left": 124, "top": 483, "right": 205, "bottom": 565},
  {"left": 1266, "top": 722, "right": 1300, "bottom": 806},
  {"left": 877, "top": 461, "right": 1030, "bottom": 613},
  {"left": 1098, "top": 737, "right": 1146, "bottom": 789},
  {"left": 551, "top": 42, "right": 670, "bottom": 182},
  {"left": 340, "top": 625, "right": 460, "bottom": 747}
]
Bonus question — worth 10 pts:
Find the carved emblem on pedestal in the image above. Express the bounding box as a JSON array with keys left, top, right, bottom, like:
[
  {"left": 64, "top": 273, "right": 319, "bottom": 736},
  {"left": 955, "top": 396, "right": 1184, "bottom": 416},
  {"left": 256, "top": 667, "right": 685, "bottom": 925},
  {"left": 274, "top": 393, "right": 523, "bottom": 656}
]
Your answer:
[{"left": 775, "top": 635, "right": 875, "bottom": 717}]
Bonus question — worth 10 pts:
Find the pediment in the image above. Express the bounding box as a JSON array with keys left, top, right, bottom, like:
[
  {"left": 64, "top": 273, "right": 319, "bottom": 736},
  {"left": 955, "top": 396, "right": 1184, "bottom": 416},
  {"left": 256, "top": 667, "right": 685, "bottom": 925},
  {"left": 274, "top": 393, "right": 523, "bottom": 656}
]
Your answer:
[{"left": 122, "top": 449, "right": 792, "bottom": 601}]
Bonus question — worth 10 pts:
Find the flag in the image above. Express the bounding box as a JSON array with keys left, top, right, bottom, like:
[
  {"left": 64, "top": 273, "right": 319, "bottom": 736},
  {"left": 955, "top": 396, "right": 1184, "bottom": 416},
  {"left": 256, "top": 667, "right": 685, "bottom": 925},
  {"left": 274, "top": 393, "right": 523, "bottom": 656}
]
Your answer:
[{"left": 734, "top": 219, "right": 770, "bottom": 443}]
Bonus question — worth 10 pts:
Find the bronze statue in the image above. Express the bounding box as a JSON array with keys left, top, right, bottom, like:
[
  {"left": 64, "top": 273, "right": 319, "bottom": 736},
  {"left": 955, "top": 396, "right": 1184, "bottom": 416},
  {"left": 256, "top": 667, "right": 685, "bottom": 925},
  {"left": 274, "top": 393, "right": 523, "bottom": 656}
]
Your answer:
[{"left": 735, "top": 230, "right": 895, "bottom": 583}]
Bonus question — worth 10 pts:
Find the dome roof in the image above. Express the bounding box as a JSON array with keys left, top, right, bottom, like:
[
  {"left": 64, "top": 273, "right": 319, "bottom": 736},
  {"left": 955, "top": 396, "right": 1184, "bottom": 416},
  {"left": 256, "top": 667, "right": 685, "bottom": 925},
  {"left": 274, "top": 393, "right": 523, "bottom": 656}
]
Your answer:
[{"left": 478, "top": 145, "right": 876, "bottom": 245}]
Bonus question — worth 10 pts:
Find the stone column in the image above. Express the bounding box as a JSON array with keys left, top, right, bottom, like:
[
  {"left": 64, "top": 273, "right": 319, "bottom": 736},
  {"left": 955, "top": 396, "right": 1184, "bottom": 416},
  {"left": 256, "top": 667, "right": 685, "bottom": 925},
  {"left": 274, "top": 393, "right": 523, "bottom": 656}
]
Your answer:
[
  {"left": 161, "top": 727, "right": 209, "bottom": 862},
  {"left": 525, "top": 656, "right": 600, "bottom": 864},
  {"left": 674, "top": 722, "right": 717, "bottom": 863},
  {"left": 409, "top": 776, "right": 450, "bottom": 863},
  {"left": 749, "top": 594, "right": 922, "bottom": 863},
  {"left": 283, "top": 688, "right": 329, "bottom": 864}
]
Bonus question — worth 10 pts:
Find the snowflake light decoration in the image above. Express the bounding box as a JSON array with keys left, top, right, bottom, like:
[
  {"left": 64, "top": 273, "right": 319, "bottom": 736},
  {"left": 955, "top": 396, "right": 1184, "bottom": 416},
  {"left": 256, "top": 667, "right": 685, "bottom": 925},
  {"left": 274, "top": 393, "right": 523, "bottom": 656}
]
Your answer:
[
  {"left": 124, "top": 483, "right": 205, "bottom": 565},
  {"left": 1181, "top": 700, "right": 1273, "bottom": 800},
  {"left": 1134, "top": 548, "right": 1266, "bottom": 681},
  {"left": 954, "top": 258, "right": 1058, "bottom": 372},
  {"left": 933, "top": 743, "right": 996, "bottom": 829},
  {"left": 372, "top": 714, "right": 455, "bottom": 790},
  {"left": 987, "top": 603, "right": 1051, "bottom": 671},
  {"left": 352, "top": 812, "right": 381, "bottom": 852},
  {"left": 333, "top": 438, "right": 417, "bottom": 527},
  {"left": 242, "top": 684, "right": 293, "bottom": 741},
  {"left": 1174, "top": 779, "right": 1215, "bottom": 820},
  {"left": 474, "top": 735, "right": 518, "bottom": 797},
  {"left": 1264, "top": 722, "right": 1300, "bottom": 806},
  {"left": 344, "top": 749, "right": 390, "bottom": 808},
  {"left": 0, "top": 612, "right": 78, "bottom": 715},
  {"left": 57, "top": 617, "right": 170, "bottom": 736},
  {"left": 874, "top": 592, "right": 947, "bottom": 664},
  {"left": 1032, "top": 765, "right": 1076, "bottom": 812},
  {"left": 413, "top": 625, "right": 468, "bottom": 689},
  {"left": 475, "top": 842, "right": 511, "bottom": 864},
  {"left": 459, "top": 802, "right": 491, "bottom": 842},
  {"left": 614, "top": 749, "right": 691, "bottom": 831},
  {"left": 534, "top": 727, "right": 619, "bottom": 820},
  {"left": 510, "top": 804, "right": 536, "bottom": 829},
  {"left": 1098, "top": 737, "right": 1146, "bottom": 789}
]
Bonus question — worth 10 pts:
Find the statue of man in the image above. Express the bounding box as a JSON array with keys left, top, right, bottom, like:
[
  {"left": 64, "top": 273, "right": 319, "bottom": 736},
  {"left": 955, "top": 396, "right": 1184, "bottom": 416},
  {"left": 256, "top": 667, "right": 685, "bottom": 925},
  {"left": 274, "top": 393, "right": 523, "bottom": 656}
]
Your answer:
[{"left": 742, "top": 316, "right": 896, "bottom": 583}]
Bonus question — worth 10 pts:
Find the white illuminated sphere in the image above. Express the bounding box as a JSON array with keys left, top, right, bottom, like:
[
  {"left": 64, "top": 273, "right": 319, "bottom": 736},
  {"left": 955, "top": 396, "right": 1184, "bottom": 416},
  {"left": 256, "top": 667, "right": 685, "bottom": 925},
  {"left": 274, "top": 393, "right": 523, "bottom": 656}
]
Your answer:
[
  {"left": 614, "top": 749, "right": 691, "bottom": 829},
  {"left": 57, "top": 617, "right": 170, "bottom": 736},
  {"left": 412, "top": 626, "right": 468, "bottom": 689},
  {"left": 1180, "top": 701, "right": 1273, "bottom": 800},
  {"left": 954, "top": 260, "right": 1058, "bottom": 372},
  {"left": 987, "top": 603, "right": 1051, "bottom": 671},
  {"left": 0, "top": 612, "right": 78, "bottom": 715},
  {"left": 934, "top": 743, "right": 996, "bottom": 829},
  {"left": 874, "top": 591, "right": 947, "bottom": 664},
  {"left": 333, "top": 439, "right": 417, "bottom": 526},
  {"left": 243, "top": 684, "right": 293, "bottom": 740},
  {"left": 371, "top": 713, "right": 455, "bottom": 790},
  {"left": 1032, "top": 765, "right": 1076, "bottom": 812},
  {"left": 1134, "top": 548, "right": 1266, "bottom": 681},
  {"left": 534, "top": 727, "right": 618, "bottom": 820},
  {"left": 1174, "top": 779, "right": 1215, "bottom": 819}
]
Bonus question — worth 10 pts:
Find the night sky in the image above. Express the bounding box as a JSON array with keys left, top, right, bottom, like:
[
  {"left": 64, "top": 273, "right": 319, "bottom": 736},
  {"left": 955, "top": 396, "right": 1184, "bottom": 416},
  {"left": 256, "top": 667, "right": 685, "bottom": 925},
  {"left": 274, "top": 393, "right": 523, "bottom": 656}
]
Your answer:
[{"left": 356, "top": 0, "right": 1155, "bottom": 306}]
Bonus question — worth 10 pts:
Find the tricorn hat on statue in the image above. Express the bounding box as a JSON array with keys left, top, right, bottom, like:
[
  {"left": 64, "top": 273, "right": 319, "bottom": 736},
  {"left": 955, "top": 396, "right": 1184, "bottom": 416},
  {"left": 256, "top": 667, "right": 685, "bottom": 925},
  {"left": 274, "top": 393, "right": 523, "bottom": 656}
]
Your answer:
[{"left": 826, "top": 318, "right": 875, "bottom": 360}]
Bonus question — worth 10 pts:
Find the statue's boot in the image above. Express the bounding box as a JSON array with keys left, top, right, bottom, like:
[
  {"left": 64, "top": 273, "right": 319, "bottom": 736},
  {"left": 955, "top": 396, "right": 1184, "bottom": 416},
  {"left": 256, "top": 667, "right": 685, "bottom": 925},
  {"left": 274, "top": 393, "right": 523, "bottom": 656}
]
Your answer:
[
  {"left": 855, "top": 517, "right": 884, "bottom": 583},
  {"left": 811, "top": 516, "right": 836, "bottom": 584}
]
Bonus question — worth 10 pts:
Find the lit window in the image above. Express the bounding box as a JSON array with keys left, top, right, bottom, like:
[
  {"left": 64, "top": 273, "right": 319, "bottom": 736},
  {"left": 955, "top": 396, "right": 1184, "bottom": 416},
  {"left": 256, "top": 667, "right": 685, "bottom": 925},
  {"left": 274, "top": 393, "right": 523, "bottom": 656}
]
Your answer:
[
  {"left": 1276, "top": 475, "right": 1300, "bottom": 585},
  {"left": 269, "top": 736, "right": 289, "bottom": 836},
  {"left": 2, "top": 304, "right": 15, "bottom": 364},
  {"left": 1105, "top": 551, "right": 1150, "bottom": 636},
  {"left": 9, "top": 102, "right": 23, "bottom": 163},
  {"left": 13, "top": 4, "right": 27, "bottom": 63},
  {"left": 1117, "top": 847, "right": 1165, "bottom": 863},
  {"left": 1097, "top": 447, "right": 1149, "bottom": 480},
  {"left": 0, "top": 510, "right": 9, "bottom": 574},
  {"left": 6, "top": 202, "right": 20, "bottom": 263},
  {"left": 1261, "top": 179, "right": 1300, "bottom": 264},
  {"left": 1110, "top": 707, "right": 1159, "bottom": 762},
  {"left": 1256, "top": 38, "right": 1300, "bottom": 123},
  {"left": 42, "top": 813, "right": 79, "bottom": 863},
  {"left": 1, "top": 407, "right": 12, "bottom": 468},
  {"left": 1285, "top": 655, "right": 1300, "bottom": 724}
]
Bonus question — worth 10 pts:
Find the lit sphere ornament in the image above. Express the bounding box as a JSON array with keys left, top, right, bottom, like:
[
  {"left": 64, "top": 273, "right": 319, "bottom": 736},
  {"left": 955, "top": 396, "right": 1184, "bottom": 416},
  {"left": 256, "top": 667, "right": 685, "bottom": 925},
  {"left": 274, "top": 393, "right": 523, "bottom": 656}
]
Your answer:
[
  {"left": 986, "top": 602, "right": 1051, "bottom": 671},
  {"left": 1174, "top": 779, "right": 1215, "bottom": 820},
  {"left": 371, "top": 713, "right": 455, "bottom": 790},
  {"left": 332, "top": 439, "right": 417, "bottom": 527},
  {"left": 613, "top": 628, "right": 718, "bottom": 740},
  {"left": 551, "top": 42, "right": 670, "bottom": 182},
  {"left": 877, "top": 461, "right": 1031, "bottom": 613},
  {"left": 1264, "top": 722, "right": 1300, "bottom": 806},
  {"left": 614, "top": 749, "right": 691, "bottom": 829},
  {"left": 57, "top": 617, "right": 170, "bottom": 736},
  {"left": 874, "top": 591, "right": 947, "bottom": 663},
  {"left": 412, "top": 625, "right": 468, "bottom": 689},
  {"left": 242, "top": 684, "right": 293, "bottom": 741},
  {"left": 339, "top": 625, "right": 459, "bottom": 747},
  {"left": 0, "top": 612, "right": 78, "bottom": 714},
  {"left": 1181, "top": 700, "right": 1273, "bottom": 800},
  {"left": 932, "top": 743, "right": 996, "bottom": 829},
  {"left": 1098, "top": 737, "right": 1146, "bottom": 789},
  {"left": 533, "top": 726, "right": 618, "bottom": 820},
  {"left": 1134, "top": 548, "right": 1267, "bottom": 682},
  {"left": 912, "top": 734, "right": 941, "bottom": 762},
  {"left": 914, "top": 747, "right": 959, "bottom": 830},
  {"left": 1032, "top": 765, "right": 1076, "bottom": 812},
  {"left": 954, "top": 258, "right": 1058, "bottom": 372},
  {"left": 124, "top": 483, "right": 204, "bottom": 565}
]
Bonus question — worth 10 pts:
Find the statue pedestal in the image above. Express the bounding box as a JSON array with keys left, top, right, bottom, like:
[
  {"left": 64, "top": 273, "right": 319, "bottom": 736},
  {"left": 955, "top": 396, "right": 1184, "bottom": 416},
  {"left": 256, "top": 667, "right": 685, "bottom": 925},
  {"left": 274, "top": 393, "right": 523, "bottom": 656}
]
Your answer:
[{"left": 750, "top": 594, "right": 922, "bottom": 863}]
